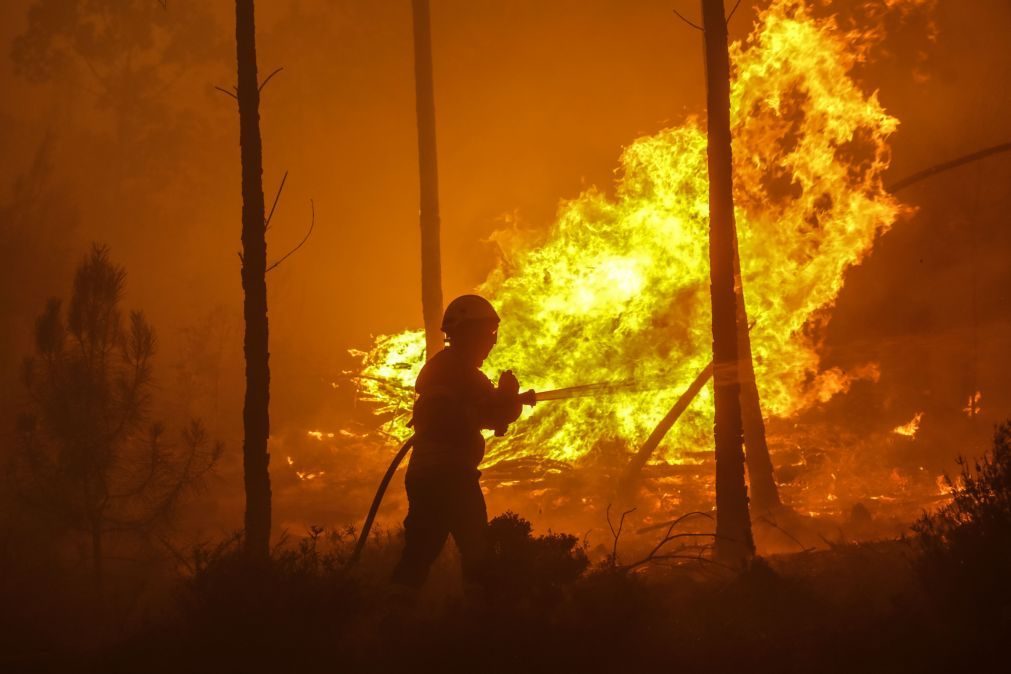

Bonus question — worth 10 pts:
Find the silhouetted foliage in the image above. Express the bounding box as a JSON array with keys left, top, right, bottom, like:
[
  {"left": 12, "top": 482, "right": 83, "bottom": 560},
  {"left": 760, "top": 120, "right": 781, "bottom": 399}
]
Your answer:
[
  {"left": 13, "top": 244, "right": 220, "bottom": 590},
  {"left": 0, "top": 135, "right": 77, "bottom": 405},
  {"left": 484, "top": 511, "right": 589, "bottom": 606},
  {"left": 12, "top": 0, "right": 224, "bottom": 116},
  {"left": 913, "top": 421, "right": 1011, "bottom": 628}
]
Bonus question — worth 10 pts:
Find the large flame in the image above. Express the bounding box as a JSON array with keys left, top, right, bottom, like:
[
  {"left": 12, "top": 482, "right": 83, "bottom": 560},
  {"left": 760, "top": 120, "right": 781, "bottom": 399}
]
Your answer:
[{"left": 357, "top": 0, "right": 908, "bottom": 467}]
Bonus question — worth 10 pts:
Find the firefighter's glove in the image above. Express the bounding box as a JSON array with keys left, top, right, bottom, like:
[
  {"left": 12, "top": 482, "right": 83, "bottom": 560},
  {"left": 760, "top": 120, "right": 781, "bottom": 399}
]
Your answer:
[
  {"left": 499, "top": 370, "right": 519, "bottom": 394},
  {"left": 493, "top": 370, "right": 523, "bottom": 436}
]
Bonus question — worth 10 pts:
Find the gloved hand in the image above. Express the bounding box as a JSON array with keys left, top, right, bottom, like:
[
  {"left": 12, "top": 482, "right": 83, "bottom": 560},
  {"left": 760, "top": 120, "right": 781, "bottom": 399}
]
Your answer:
[
  {"left": 493, "top": 370, "right": 523, "bottom": 436},
  {"left": 498, "top": 370, "right": 520, "bottom": 396}
]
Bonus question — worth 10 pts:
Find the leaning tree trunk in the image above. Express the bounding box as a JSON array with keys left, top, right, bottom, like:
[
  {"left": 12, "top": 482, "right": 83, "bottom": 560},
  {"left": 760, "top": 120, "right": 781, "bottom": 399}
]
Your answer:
[
  {"left": 235, "top": 0, "right": 271, "bottom": 560},
  {"left": 413, "top": 0, "right": 444, "bottom": 360},
  {"left": 731, "top": 237, "right": 781, "bottom": 512},
  {"left": 701, "top": 0, "right": 754, "bottom": 565}
]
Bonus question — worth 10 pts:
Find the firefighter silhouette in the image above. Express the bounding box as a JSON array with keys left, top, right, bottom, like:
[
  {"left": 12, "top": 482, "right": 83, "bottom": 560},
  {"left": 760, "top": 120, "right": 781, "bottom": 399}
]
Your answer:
[{"left": 391, "top": 295, "right": 532, "bottom": 589}]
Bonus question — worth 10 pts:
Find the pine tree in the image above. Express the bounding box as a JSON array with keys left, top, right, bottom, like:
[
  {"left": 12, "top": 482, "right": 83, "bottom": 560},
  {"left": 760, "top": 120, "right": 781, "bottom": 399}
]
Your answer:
[
  {"left": 701, "top": 0, "right": 754, "bottom": 565},
  {"left": 234, "top": 0, "right": 271, "bottom": 559},
  {"left": 413, "top": 0, "right": 445, "bottom": 360}
]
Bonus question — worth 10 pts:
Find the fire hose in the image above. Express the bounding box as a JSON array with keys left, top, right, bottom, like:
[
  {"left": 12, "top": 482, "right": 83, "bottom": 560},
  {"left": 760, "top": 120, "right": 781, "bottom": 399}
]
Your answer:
[{"left": 349, "top": 382, "right": 636, "bottom": 564}]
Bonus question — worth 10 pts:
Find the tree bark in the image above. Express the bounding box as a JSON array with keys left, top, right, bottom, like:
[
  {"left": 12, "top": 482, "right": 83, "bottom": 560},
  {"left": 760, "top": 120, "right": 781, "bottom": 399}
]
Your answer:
[
  {"left": 732, "top": 238, "right": 781, "bottom": 512},
  {"left": 235, "top": 0, "right": 271, "bottom": 559},
  {"left": 91, "top": 521, "right": 104, "bottom": 595},
  {"left": 412, "top": 0, "right": 445, "bottom": 360},
  {"left": 701, "top": 0, "right": 754, "bottom": 565}
]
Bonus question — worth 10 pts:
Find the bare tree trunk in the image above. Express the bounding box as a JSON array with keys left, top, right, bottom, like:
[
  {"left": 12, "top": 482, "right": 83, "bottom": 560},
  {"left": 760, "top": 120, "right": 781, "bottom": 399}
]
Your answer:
[
  {"left": 701, "top": 0, "right": 754, "bottom": 565},
  {"left": 731, "top": 239, "right": 781, "bottom": 512},
  {"left": 91, "top": 521, "right": 104, "bottom": 595},
  {"left": 235, "top": 0, "right": 271, "bottom": 559},
  {"left": 412, "top": 0, "right": 444, "bottom": 360}
]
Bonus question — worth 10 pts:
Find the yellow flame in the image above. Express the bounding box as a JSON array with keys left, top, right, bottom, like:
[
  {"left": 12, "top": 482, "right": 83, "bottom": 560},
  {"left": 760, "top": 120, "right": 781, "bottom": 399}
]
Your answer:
[
  {"left": 358, "top": 0, "right": 906, "bottom": 466},
  {"left": 892, "top": 412, "right": 923, "bottom": 438}
]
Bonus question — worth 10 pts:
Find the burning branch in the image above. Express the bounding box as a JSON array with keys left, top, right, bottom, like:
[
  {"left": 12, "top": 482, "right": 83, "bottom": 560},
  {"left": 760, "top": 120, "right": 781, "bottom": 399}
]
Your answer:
[{"left": 618, "top": 361, "right": 714, "bottom": 500}]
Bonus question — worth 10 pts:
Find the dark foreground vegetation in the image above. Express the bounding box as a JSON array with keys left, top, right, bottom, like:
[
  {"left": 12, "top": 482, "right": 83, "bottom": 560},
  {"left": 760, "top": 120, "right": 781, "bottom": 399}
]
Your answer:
[{"left": 1, "top": 424, "right": 1008, "bottom": 673}]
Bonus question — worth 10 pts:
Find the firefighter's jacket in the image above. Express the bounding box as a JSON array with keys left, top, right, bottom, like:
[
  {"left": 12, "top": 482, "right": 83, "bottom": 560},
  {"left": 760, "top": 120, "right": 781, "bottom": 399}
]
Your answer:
[{"left": 406, "top": 347, "right": 521, "bottom": 481}]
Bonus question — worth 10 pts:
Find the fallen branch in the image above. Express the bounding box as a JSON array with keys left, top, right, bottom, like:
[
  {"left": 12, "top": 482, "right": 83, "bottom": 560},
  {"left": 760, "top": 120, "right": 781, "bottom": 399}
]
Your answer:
[
  {"left": 618, "top": 361, "right": 714, "bottom": 499},
  {"left": 754, "top": 515, "right": 815, "bottom": 553},
  {"left": 636, "top": 510, "right": 713, "bottom": 535}
]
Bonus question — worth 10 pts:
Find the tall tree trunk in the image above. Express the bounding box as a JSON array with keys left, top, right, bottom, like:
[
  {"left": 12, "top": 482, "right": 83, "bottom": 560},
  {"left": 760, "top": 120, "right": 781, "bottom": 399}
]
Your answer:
[
  {"left": 235, "top": 0, "right": 271, "bottom": 559},
  {"left": 701, "top": 0, "right": 754, "bottom": 565},
  {"left": 412, "top": 0, "right": 444, "bottom": 360},
  {"left": 91, "top": 521, "right": 104, "bottom": 595},
  {"left": 732, "top": 239, "right": 781, "bottom": 512}
]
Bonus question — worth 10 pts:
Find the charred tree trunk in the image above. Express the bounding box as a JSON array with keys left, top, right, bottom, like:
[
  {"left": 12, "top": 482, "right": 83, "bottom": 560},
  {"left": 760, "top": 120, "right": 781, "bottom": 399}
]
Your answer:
[
  {"left": 618, "top": 361, "right": 713, "bottom": 500},
  {"left": 732, "top": 239, "right": 781, "bottom": 512},
  {"left": 235, "top": 0, "right": 271, "bottom": 559},
  {"left": 701, "top": 0, "right": 754, "bottom": 565},
  {"left": 413, "top": 0, "right": 444, "bottom": 360}
]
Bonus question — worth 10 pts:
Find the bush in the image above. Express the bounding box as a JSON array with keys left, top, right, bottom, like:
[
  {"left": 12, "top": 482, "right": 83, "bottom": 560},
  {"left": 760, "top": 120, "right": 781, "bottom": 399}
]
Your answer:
[
  {"left": 484, "top": 511, "right": 589, "bottom": 607},
  {"left": 913, "top": 421, "right": 1011, "bottom": 630}
]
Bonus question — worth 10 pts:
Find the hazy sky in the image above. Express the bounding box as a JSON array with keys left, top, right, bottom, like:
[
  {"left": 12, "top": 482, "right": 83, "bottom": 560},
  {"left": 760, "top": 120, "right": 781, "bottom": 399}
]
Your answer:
[{"left": 1, "top": 2, "right": 1009, "bottom": 528}]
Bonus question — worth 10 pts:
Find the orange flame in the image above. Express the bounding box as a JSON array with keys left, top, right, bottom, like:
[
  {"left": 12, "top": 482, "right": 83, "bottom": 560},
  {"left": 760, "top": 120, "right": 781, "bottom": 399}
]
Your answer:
[{"left": 892, "top": 412, "right": 923, "bottom": 438}]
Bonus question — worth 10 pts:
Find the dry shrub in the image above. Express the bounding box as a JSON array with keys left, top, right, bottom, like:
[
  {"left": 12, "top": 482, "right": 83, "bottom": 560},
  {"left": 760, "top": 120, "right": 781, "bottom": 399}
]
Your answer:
[{"left": 914, "top": 421, "right": 1011, "bottom": 630}]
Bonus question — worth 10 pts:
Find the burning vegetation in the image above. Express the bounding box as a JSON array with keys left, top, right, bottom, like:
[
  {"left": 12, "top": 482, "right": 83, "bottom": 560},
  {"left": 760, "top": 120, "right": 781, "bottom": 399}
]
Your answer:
[{"left": 351, "top": 0, "right": 927, "bottom": 528}]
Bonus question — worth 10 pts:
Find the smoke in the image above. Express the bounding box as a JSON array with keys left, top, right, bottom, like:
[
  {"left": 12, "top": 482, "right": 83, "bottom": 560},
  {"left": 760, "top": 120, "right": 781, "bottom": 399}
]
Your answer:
[{"left": 0, "top": 0, "right": 1008, "bottom": 535}]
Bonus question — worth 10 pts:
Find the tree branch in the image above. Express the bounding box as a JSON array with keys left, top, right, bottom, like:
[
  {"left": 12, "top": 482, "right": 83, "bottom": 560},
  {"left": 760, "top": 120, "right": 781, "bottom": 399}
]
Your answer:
[
  {"left": 673, "top": 8, "right": 703, "bottom": 32},
  {"left": 606, "top": 504, "right": 637, "bottom": 564},
  {"left": 266, "top": 199, "right": 315, "bottom": 273},
  {"left": 265, "top": 170, "right": 288, "bottom": 231},
  {"left": 754, "top": 515, "right": 815, "bottom": 553},
  {"left": 726, "top": 0, "right": 743, "bottom": 24},
  {"left": 887, "top": 141, "right": 1011, "bottom": 194},
  {"left": 258, "top": 66, "right": 284, "bottom": 94},
  {"left": 214, "top": 85, "right": 238, "bottom": 100}
]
